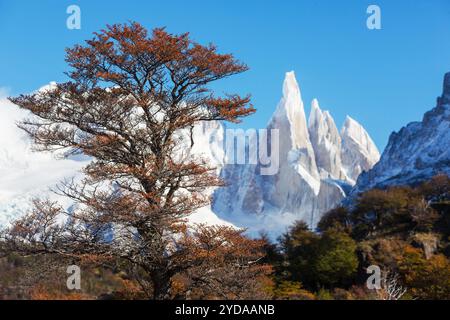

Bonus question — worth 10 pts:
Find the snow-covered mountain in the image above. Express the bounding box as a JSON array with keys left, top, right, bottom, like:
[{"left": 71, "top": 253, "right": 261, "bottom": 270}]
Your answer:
[
  {"left": 309, "top": 98, "right": 346, "bottom": 181},
  {"left": 212, "top": 72, "right": 380, "bottom": 235},
  {"left": 341, "top": 115, "right": 381, "bottom": 184},
  {"left": 0, "top": 93, "right": 88, "bottom": 227},
  {"left": 351, "top": 72, "right": 450, "bottom": 194},
  {"left": 0, "top": 72, "right": 380, "bottom": 237}
]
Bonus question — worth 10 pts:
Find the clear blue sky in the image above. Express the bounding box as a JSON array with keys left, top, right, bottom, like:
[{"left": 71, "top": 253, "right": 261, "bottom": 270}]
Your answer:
[{"left": 1, "top": 0, "right": 449, "bottom": 150}]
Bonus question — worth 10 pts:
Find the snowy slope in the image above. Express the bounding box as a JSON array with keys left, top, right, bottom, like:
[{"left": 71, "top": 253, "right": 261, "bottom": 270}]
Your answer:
[{"left": 0, "top": 94, "right": 88, "bottom": 227}]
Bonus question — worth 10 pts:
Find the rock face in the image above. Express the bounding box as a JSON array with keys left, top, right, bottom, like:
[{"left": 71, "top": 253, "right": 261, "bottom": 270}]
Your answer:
[
  {"left": 411, "top": 233, "right": 439, "bottom": 260},
  {"left": 275, "top": 72, "right": 320, "bottom": 182},
  {"left": 213, "top": 72, "right": 380, "bottom": 235},
  {"left": 265, "top": 72, "right": 320, "bottom": 217},
  {"left": 309, "top": 99, "right": 346, "bottom": 180},
  {"left": 341, "top": 116, "right": 380, "bottom": 184},
  {"left": 352, "top": 72, "right": 450, "bottom": 194}
]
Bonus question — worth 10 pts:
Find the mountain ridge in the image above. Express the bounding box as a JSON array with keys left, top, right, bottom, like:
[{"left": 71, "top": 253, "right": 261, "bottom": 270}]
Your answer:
[
  {"left": 213, "top": 71, "right": 380, "bottom": 235},
  {"left": 351, "top": 72, "right": 450, "bottom": 195}
]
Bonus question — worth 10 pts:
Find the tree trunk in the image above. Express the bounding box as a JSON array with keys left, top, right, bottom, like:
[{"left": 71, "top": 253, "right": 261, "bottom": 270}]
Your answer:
[{"left": 152, "top": 271, "right": 171, "bottom": 300}]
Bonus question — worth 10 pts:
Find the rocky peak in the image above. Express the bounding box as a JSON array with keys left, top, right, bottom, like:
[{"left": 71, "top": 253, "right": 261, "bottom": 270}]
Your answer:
[
  {"left": 439, "top": 72, "right": 450, "bottom": 105},
  {"left": 341, "top": 116, "right": 380, "bottom": 182},
  {"left": 443, "top": 72, "right": 450, "bottom": 96},
  {"left": 269, "top": 72, "right": 319, "bottom": 181},
  {"left": 341, "top": 116, "right": 379, "bottom": 158},
  {"left": 273, "top": 71, "right": 313, "bottom": 151},
  {"left": 308, "top": 99, "right": 344, "bottom": 180}
]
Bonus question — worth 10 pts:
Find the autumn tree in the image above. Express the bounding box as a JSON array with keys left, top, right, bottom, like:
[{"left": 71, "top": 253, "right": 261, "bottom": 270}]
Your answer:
[
  {"left": 169, "top": 226, "right": 271, "bottom": 300},
  {"left": 398, "top": 246, "right": 450, "bottom": 299},
  {"left": 280, "top": 222, "right": 358, "bottom": 290},
  {"left": 311, "top": 230, "right": 358, "bottom": 288},
  {"left": 418, "top": 174, "right": 450, "bottom": 203},
  {"left": 0, "top": 22, "right": 264, "bottom": 299},
  {"left": 351, "top": 186, "right": 422, "bottom": 238},
  {"left": 279, "top": 221, "right": 319, "bottom": 285},
  {"left": 317, "top": 206, "right": 352, "bottom": 233}
]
